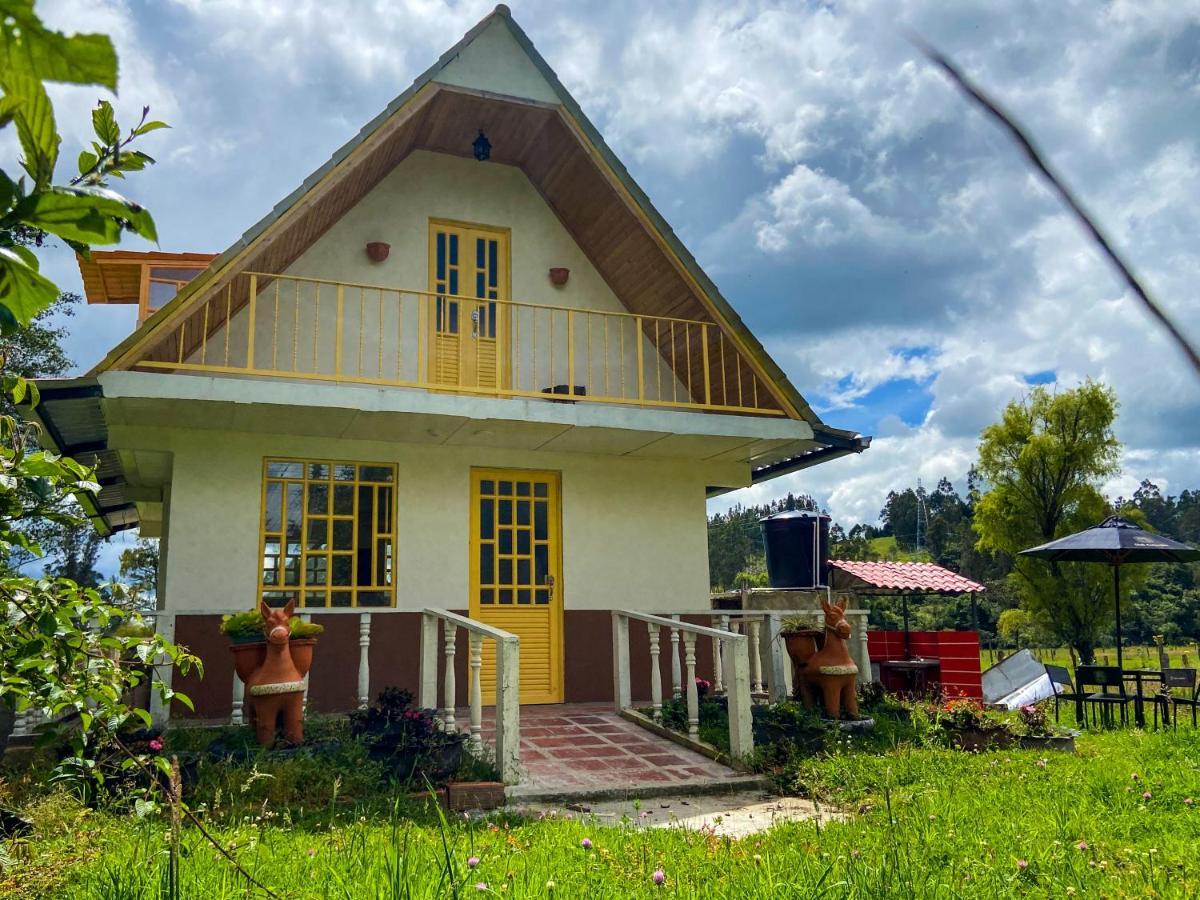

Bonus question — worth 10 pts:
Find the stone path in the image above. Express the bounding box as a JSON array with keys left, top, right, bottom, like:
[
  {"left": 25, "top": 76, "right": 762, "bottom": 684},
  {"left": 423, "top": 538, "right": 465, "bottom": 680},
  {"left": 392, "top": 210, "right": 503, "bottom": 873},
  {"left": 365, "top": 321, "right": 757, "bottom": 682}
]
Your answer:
[
  {"left": 514, "top": 790, "right": 842, "bottom": 838},
  {"left": 471, "top": 702, "right": 764, "bottom": 801}
]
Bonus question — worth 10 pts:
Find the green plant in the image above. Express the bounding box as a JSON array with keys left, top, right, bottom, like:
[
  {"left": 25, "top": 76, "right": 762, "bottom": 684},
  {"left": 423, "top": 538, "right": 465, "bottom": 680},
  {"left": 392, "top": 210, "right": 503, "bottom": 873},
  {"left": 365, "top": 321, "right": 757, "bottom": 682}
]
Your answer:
[
  {"left": 218, "top": 609, "right": 325, "bottom": 641},
  {"left": 1018, "top": 702, "right": 1051, "bottom": 736},
  {"left": 779, "top": 616, "right": 820, "bottom": 635}
]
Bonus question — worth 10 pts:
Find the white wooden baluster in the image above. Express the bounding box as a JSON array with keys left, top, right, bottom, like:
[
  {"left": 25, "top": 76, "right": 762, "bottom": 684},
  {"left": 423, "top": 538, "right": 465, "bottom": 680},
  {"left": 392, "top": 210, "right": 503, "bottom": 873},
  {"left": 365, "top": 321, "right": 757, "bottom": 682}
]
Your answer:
[
  {"left": 611, "top": 613, "right": 631, "bottom": 710},
  {"left": 647, "top": 621, "right": 663, "bottom": 720},
  {"left": 766, "top": 614, "right": 791, "bottom": 703},
  {"left": 748, "top": 617, "right": 764, "bottom": 695},
  {"left": 669, "top": 615, "right": 682, "bottom": 698},
  {"left": 231, "top": 675, "right": 245, "bottom": 726},
  {"left": 418, "top": 613, "right": 438, "bottom": 710},
  {"left": 469, "top": 633, "right": 483, "bottom": 750},
  {"left": 357, "top": 612, "right": 372, "bottom": 709},
  {"left": 443, "top": 624, "right": 457, "bottom": 733},
  {"left": 713, "top": 614, "right": 730, "bottom": 694},
  {"left": 683, "top": 632, "right": 699, "bottom": 741}
]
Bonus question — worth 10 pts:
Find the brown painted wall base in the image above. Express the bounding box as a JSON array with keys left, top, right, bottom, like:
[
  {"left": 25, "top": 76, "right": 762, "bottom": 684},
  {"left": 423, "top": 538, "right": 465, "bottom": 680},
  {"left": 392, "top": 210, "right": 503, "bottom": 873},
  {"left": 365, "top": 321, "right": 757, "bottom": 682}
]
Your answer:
[{"left": 171, "top": 609, "right": 721, "bottom": 718}]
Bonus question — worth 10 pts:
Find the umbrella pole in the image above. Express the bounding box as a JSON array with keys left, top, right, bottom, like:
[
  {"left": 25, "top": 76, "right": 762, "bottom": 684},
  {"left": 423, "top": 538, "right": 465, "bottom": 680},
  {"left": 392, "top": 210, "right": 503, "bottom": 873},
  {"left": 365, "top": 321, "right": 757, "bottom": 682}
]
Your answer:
[{"left": 1113, "top": 565, "right": 1123, "bottom": 671}]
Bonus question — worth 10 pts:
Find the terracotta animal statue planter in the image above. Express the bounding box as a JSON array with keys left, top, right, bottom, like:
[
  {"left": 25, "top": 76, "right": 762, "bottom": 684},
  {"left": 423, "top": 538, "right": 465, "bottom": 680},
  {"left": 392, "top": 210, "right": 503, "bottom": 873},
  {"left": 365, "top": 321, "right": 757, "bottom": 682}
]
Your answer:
[
  {"left": 804, "top": 598, "right": 860, "bottom": 720},
  {"left": 245, "top": 600, "right": 307, "bottom": 747},
  {"left": 781, "top": 627, "right": 823, "bottom": 707}
]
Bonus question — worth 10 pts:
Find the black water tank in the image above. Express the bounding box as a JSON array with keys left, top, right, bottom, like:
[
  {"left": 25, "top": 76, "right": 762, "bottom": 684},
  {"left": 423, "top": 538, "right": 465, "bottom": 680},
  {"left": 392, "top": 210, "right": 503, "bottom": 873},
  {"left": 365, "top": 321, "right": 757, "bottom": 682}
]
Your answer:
[{"left": 760, "top": 509, "right": 830, "bottom": 589}]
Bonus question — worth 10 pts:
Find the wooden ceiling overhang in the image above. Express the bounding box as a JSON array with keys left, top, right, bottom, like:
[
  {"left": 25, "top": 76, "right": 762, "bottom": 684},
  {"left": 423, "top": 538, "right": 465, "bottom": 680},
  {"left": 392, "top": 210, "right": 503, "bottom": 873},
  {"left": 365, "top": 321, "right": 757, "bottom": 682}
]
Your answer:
[{"left": 113, "top": 84, "right": 794, "bottom": 416}]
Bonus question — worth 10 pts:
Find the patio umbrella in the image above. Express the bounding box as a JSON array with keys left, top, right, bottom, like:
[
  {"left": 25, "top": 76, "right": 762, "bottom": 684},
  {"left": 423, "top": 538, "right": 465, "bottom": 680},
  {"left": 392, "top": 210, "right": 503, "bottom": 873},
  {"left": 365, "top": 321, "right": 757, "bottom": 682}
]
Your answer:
[{"left": 1019, "top": 516, "right": 1200, "bottom": 669}]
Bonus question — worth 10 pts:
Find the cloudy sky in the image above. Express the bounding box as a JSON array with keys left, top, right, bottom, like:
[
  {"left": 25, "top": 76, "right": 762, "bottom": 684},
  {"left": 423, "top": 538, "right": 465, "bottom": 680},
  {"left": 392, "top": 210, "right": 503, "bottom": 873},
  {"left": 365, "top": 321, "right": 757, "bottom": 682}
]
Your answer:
[{"left": 23, "top": 0, "right": 1200, "bottom": 556}]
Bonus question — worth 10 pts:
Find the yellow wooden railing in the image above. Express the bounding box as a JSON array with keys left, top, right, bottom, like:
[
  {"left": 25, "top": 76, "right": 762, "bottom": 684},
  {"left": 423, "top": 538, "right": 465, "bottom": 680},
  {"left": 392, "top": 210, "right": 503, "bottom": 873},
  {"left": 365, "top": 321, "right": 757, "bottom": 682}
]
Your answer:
[{"left": 136, "top": 272, "right": 783, "bottom": 415}]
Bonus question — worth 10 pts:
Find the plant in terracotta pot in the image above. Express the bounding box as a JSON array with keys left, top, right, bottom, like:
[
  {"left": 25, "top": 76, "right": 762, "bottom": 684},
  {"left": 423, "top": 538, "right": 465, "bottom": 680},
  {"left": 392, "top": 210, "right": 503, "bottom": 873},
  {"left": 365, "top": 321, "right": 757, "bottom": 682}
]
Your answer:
[
  {"left": 932, "top": 696, "right": 1013, "bottom": 751},
  {"left": 779, "top": 616, "right": 823, "bottom": 705},
  {"left": 1016, "top": 702, "right": 1076, "bottom": 752},
  {"left": 220, "top": 609, "right": 324, "bottom": 682}
]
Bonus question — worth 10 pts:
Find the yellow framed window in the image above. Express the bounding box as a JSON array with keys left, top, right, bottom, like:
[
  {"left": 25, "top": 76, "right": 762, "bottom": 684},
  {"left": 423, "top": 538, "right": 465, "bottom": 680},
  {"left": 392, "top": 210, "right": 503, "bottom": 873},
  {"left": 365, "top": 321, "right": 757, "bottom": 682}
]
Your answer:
[{"left": 259, "top": 458, "right": 396, "bottom": 608}]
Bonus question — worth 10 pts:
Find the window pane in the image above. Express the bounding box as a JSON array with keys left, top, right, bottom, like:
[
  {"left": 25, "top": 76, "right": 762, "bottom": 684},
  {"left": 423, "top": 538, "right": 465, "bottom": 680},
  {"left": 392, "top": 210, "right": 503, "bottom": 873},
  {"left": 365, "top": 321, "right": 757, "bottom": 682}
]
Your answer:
[
  {"left": 148, "top": 279, "right": 178, "bottom": 311},
  {"left": 377, "top": 487, "right": 392, "bottom": 534},
  {"left": 498, "top": 529, "right": 512, "bottom": 555},
  {"left": 479, "top": 588, "right": 494, "bottom": 605},
  {"left": 499, "top": 500, "right": 512, "bottom": 526},
  {"left": 264, "top": 591, "right": 297, "bottom": 607},
  {"left": 286, "top": 484, "right": 303, "bottom": 540},
  {"left": 333, "top": 464, "right": 356, "bottom": 481},
  {"left": 498, "top": 588, "right": 513, "bottom": 605},
  {"left": 359, "top": 465, "right": 393, "bottom": 483},
  {"left": 516, "top": 500, "right": 530, "bottom": 527},
  {"left": 358, "top": 590, "right": 390, "bottom": 607},
  {"left": 534, "top": 482, "right": 548, "bottom": 498},
  {"left": 535, "top": 588, "right": 550, "bottom": 605},
  {"left": 479, "top": 499, "right": 493, "bottom": 539},
  {"left": 303, "top": 591, "right": 327, "bottom": 608},
  {"left": 283, "top": 555, "right": 300, "bottom": 586},
  {"left": 480, "top": 479, "right": 494, "bottom": 494},
  {"left": 535, "top": 544, "right": 548, "bottom": 583},
  {"left": 264, "top": 538, "right": 280, "bottom": 557},
  {"left": 499, "top": 480, "right": 513, "bottom": 496},
  {"left": 517, "top": 558, "right": 530, "bottom": 585},
  {"left": 517, "top": 530, "right": 530, "bottom": 555},
  {"left": 306, "top": 520, "right": 327, "bottom": 550},
  {"left": 307, "top": 483, "right": 329, "bottom": 515},
  {"left": 499, "top": 558, "right": 512, "bottom": 585},
  {"left": 534, "top": 502, "right": 547, "bottom": 540},
  {"left": 517, "top": 588, "right": 531, "bottom": 605},
  {"left": 376, "top": 539, "right": 392, "bottom": 585},
  {"left": 480, "top": 544, "right": 494, "bottom": 585},
  {"left": 264, "top": 483, "right": 282, "bottom": 532},
  {"left": 262, "top": 557, "right": 279, "bottom": 586},
  {"left": 334, "top": 484, "right": 354, "bottom": 515},
  {"left": 305, "top": 555, "right": 327, "bottom": 586},
  {"left": 332, "top": 555, "right": 353, "bottom": 586},
  {"left": 308, "top": 463, "right": 329, "bottom": 480},
  {"left": 516, "top": 481, "right": 531, "bottom": 497},
  {"left": 332, "top": 520, "right": 354, "bottom": 550},
  {"left": 267, "top": 461, "right": 303, "bottom": 478},
  {"left": 331, "top": 591, "right": 352, "bottom": 608}
]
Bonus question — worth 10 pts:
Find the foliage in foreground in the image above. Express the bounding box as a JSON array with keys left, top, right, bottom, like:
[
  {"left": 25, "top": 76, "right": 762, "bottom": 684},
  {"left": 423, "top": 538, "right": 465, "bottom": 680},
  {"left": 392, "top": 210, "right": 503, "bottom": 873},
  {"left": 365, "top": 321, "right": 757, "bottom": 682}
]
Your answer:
[{"left": 2, "top": 728, "right": 1197, "bottom": 898}]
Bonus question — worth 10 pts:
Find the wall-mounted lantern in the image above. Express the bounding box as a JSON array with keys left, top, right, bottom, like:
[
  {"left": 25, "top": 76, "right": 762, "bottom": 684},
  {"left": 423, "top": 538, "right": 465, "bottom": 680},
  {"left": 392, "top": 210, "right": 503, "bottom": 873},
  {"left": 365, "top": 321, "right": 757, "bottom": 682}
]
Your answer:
[
  {"left": 366, "top": 241, "right": 390, "bottom": 263},
  {"left": 473, "top": 130, "right": 492, "bottom": 161},
  {"left": 549, "top": 267, "right": 570, "bottom": 287}
]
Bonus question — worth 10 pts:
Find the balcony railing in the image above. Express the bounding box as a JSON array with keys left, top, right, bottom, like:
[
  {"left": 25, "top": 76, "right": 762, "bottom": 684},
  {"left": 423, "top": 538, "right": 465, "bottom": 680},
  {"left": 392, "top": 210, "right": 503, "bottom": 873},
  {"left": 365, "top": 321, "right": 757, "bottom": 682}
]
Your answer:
[{"left": 135, "top": 272, "right": 783, "bottom": 416}]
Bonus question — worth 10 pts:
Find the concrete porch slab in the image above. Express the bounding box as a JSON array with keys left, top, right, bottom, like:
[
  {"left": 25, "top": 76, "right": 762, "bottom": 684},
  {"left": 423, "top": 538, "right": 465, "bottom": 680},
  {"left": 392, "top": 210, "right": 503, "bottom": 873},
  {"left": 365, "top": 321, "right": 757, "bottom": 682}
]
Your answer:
[{"left": 467, "top": 702, "right": 768, "bottom": 803}]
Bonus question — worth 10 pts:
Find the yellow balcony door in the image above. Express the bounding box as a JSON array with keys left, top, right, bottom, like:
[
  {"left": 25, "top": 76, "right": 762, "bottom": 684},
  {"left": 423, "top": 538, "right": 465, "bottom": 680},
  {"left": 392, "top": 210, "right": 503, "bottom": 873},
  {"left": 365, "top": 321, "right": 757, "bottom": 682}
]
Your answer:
[
  {"left": 428, "top": 220, "right": 509, "bottom": 390},
  {"left": 469, "top": 468, "right": 563, "bottom": 705}
]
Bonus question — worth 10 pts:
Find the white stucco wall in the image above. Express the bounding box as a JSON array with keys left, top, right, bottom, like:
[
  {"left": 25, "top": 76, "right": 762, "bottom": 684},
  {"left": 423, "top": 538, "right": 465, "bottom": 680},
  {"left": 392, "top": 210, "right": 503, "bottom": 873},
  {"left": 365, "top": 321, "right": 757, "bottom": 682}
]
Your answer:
[
  {"left": 432, "top": 17, "right": 560, "bottom": 105},
  {"left": 145, "top": 425, "right": 725, "bottom": 616},
  {"left": 196, "top": 150, "right": 685, "bottom": 403}
]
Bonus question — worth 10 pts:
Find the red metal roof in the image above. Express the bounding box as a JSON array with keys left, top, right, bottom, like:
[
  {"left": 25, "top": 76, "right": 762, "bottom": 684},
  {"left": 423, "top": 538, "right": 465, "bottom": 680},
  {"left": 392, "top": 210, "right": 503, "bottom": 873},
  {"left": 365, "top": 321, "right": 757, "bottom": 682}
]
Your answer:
[{"left": 828, "top": 560, "right": 986, "bottom": 594}]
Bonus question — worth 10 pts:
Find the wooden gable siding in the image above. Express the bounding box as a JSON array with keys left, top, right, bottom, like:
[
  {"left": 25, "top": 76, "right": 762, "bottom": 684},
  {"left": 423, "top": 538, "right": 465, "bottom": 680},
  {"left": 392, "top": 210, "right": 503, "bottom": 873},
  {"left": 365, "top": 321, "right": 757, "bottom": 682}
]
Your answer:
[{"left": 133, "top": 86, "right": 779, "bottom": 413}]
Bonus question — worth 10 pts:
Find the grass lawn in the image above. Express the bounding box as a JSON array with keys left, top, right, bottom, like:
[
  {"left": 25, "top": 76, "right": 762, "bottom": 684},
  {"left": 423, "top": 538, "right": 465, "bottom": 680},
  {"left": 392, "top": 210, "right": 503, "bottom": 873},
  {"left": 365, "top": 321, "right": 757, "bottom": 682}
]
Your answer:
[{"left": 5, "top": 723, "right": 1199, "bottom": 898}]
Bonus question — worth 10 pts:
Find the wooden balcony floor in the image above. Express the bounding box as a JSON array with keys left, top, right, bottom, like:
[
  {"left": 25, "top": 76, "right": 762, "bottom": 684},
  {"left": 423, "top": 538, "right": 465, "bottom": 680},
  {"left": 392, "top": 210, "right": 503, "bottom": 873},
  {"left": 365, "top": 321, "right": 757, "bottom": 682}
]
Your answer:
[{"left": 464, "top": 702, "right": 762, "bottom": 800}]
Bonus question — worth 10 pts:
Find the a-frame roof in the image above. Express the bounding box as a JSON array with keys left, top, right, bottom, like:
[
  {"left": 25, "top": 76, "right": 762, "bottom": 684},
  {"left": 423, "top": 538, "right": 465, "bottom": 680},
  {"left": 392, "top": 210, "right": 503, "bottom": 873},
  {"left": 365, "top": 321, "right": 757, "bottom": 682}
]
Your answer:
[{"left": 93, "top": 4, "right": 856, "bottom": 444}]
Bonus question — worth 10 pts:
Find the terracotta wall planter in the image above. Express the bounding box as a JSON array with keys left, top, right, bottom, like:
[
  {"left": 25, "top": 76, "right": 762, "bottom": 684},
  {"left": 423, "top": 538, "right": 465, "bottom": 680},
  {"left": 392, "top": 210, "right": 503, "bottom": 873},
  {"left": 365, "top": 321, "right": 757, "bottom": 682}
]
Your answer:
[
  {"left": 289, "top": 638, "right": 317, "bottom": 678},
  {"left": 447, "top": 781, "right": 506, "bottom": 811},
  {"left": 1018, "top": 733, "right": 1076, "bottom": 753},
  {"left": 230, "top": 642, "right": 267, "bottom": 683},
  {"left": 782, "top": 629, "right": 822, "bottom": 666},
  {"left": 548, "top": 267, "right": 569, "bottom": 286}
]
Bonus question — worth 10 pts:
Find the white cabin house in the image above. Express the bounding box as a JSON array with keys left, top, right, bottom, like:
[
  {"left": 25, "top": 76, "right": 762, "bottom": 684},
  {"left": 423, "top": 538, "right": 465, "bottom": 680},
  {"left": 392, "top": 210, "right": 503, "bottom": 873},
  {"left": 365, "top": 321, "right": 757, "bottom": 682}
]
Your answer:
[{"left": 27, "top": 6, "right": 867, "bottom": 775}]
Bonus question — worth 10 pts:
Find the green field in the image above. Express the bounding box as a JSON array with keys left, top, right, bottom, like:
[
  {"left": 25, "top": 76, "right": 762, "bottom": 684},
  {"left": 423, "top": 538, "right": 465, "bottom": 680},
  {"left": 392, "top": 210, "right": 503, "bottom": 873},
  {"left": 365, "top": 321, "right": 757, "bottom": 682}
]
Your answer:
[{"left": 5, "top": 723, "right": 1199, "bottom": 898}]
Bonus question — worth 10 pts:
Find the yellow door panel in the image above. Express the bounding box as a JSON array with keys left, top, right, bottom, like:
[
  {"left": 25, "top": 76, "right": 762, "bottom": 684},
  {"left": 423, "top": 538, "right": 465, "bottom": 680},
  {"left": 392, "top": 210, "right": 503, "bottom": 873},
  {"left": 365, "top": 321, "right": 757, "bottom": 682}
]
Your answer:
[{"left": 469, "top": 468, "right": 562, "bottom": 704}]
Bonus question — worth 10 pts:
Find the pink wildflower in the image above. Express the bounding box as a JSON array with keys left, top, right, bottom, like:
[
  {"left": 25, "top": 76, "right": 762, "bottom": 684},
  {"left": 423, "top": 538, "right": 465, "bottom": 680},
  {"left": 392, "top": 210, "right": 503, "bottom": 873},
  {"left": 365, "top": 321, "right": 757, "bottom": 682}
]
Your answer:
[
  {"left": 468, "top": 856, "right": 480, "bottom": 868},
  {"left": 580, "top": 838, "right": 592, "bottom": 850},
  {"left": 1016, "top": 859, "right": 1029, "bottom": 871},
  {"left": 1131, "top": 772, "right": 1140, "bottom": 781},
  {"left": 1185, "top": 797, "right": 1194, "bottom": 806},
  {"left": 148, "top": 738, "right": 163, "bottom": 752},
  {"left": 1142, "top": 791, "right": 1152, "bottom": 801},
  {"left": 652, "top": 868, "right": 665, "bottom": 885},
  {"left": 1076, "top": 841, "right": 1088, "bottom": 851},
  {"left": 307, "top": 848, "right": 316, "bottom": 858},
  {"left": 475, "top": 883, "right": 487, "bottom": 892}
]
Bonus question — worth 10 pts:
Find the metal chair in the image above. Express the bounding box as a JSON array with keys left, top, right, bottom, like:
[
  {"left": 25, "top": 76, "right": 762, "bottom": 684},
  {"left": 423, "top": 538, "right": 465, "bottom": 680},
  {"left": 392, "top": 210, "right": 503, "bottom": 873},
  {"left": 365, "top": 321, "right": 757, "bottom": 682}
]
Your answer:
[
  {"left": 1045, "top": 664, "right": 1091, "bottom": 725},
  {"left": 1076, "top": 665, "right": 1132, "bottom": 727},
  {"left": 1153, "top": 668, "right": 1198, "bottom": 729}
]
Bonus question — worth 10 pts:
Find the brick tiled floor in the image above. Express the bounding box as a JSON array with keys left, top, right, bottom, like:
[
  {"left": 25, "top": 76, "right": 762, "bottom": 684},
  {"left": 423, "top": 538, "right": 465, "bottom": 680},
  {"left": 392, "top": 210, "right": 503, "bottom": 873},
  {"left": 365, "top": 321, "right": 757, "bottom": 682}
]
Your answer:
[{"left": 467, "top": 703, "right": 747, "bottom": 796}]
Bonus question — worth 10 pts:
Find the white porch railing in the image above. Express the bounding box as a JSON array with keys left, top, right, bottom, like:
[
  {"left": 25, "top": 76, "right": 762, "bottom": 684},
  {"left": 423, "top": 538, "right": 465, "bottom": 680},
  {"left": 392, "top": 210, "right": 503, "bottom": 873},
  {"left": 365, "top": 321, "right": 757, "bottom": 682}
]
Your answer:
[
  {"left": 418, "top": 609, "right": 521, "bottom": 785},
  {"left": 612, "top": 610, "right": 754, "bottom": 759}
]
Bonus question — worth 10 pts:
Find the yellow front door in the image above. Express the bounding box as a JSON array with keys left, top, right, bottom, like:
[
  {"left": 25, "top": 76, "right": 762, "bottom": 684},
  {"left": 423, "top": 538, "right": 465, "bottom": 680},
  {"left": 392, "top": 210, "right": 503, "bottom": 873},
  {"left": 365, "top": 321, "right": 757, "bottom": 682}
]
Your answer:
[
  {"left": 469, "top": 468, "right": 563, "bottom": 704},
  {"left": 428, "top": 220, "right": 508, "bottom": 390}
]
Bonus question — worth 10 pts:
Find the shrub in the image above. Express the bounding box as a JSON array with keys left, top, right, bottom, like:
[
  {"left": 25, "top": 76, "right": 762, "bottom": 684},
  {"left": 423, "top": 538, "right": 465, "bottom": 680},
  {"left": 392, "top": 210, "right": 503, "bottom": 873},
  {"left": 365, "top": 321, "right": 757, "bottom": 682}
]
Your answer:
[
  {"left": 1018, "top": 703, "right": 1051, "bottom": 736},
  {"left": 349, "top": 688, "right": 469, "bottom": 783}
]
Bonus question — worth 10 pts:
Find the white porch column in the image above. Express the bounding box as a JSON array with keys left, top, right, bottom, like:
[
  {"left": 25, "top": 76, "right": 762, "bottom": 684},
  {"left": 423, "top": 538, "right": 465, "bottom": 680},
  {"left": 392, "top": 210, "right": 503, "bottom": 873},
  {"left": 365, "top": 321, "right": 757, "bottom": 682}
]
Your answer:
[
  {"left": 494, "top": 636, "right": 521, "bottom": 784},
  {"left": 357, "top": 613, "right": 372, "bottom": 709},
  {"left": 418, "top": 613, "right": 438, "bottom": 710},
  {"left": 748, "top": 618, "right": 764, "bottom": 694},
  {"left": 766, "top": 614, "right": 791, "bottom": 703},
  {"left": 149, "top": 611, "right": 176, "bottom": 728},
  {"left": 611, "top": 612, "right": 631, "bottom": 710},
  {"left": 712, "top": 614, "right": 730, "bottom": 694},
  {"left": 724, "top": 635, "right": 754, "bottom": 759},
  {"left": 468, "top": 633, "right": 483, "bottom": 750},
  {"left": 849, "top": 610, "right": 872, "bottom": 681}
]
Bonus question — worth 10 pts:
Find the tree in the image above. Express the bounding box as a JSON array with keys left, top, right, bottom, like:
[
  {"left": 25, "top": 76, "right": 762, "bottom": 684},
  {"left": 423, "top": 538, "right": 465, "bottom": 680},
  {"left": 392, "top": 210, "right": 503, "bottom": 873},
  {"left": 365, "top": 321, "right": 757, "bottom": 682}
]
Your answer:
[
  {"left": 45, "top": 517, "right": 104, "bottom": 586},
  {"left": 119, "top": 537, "right": 159, "bottom": 610},
  {"left": 0, "top": 3, "right": 196, "bottom": 769},
  {"left": 974, "top": 382, "right": 1124, "bottom": 663}
]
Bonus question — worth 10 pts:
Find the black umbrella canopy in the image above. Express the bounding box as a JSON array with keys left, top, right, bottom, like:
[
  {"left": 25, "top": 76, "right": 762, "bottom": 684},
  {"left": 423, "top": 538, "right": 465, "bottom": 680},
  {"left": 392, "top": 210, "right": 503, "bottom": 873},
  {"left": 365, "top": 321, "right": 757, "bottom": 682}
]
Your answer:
[{"left": 1021, "top": 516, "right": 1200, "bottom": 564}]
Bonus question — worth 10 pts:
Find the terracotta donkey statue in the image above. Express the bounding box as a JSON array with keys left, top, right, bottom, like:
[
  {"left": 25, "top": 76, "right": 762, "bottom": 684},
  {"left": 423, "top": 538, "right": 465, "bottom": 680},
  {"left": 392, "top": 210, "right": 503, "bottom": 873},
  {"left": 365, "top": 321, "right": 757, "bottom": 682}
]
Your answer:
[
  {"left": 804, "top": 597, "right": 860, "bottom": 720},
  {"left": 246, "top": 599, "right": 306, "bottom": 746}
]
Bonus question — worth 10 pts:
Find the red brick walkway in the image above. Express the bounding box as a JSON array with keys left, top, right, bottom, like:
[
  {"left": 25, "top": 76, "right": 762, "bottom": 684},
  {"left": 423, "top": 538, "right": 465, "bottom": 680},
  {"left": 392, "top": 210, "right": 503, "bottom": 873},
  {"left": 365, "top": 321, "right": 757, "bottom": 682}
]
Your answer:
[{"left": 472, "top": 703, "right": 751, "bottom": 798}]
